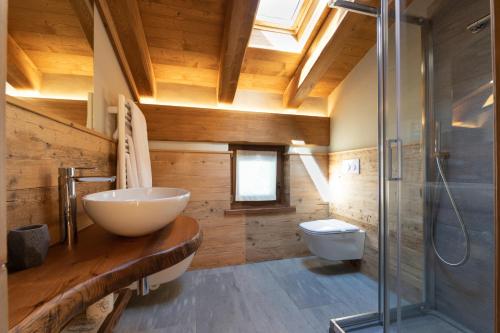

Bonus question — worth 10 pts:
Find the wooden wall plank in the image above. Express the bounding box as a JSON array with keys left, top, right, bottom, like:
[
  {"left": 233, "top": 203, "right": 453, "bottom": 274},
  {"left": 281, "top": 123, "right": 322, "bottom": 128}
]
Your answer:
[
  {"left": 329, "top": 146, "right": 424, "bottom": 303},
  {"left": 5, "top": 102, "right": 116, "bottom": 244},
  {"left": 95, "top": 0, "right": 156, "bottom": 99},
  {"left": 16, "top": 97, "right": 87, "bottom": 126},
  {"left": 0, "top": 265, "right": 6, "bottom": 333},
  {"left": 217, "top": 0, "right": 259, "bottom": 103},
  {"left": 0, "top": 0, "right": 7, "bottom": 328},
  {"left": 150, "top": 151, "right": 329, "bottom": 269},
  {"left": 0, "top": 0, "right": 7, "bottom": 266},
  {"left": 141, "top": 104, "right": 330, "bottom": 146}
]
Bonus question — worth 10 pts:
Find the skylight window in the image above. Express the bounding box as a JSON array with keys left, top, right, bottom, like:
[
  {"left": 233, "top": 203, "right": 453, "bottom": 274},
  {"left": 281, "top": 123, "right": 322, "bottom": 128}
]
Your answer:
[
  {"left": 256, "top": 0, "right": 305, "bottom": 29},
  {"left": 250, "top": 0, "right": 328, "bottom": 53}
]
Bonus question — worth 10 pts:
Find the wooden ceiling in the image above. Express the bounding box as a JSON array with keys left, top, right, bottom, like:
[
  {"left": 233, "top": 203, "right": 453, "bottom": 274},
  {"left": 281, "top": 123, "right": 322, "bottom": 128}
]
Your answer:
[
  {"left": 133, "top": 0, "right": 377, "bottom": 109},
  {"left": 7, "top": 0, "right": 93, "bottom": 92},
  {"left": 8, "top": 0, "right": 378, "bottom": 112}
]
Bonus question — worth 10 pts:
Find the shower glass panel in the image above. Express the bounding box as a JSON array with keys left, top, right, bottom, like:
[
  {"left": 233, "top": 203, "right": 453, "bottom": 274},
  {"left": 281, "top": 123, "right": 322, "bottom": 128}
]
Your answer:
[
  {"left": 385, "top": 0, "right": 426, "bottom": 329},
  {"left": 387, "top": 0, "right": 495, "bottom": 332}
]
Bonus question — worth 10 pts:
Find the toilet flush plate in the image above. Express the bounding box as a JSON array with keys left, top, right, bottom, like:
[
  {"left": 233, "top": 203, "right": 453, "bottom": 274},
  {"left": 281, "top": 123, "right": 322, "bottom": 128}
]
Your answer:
[{"left": 342, "top": 159, "right": 360, "bottom": 174}]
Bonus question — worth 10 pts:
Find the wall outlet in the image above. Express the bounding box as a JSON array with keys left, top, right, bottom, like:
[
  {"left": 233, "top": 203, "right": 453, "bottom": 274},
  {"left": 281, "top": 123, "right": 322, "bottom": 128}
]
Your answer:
[{"left": 342, "top": 159, "right": 360, "bottom": 174}]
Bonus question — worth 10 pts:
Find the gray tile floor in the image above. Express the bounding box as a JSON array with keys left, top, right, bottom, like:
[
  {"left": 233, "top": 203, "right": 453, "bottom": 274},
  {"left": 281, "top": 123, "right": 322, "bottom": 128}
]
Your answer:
[{"left": 115, "top": 256, "right": 379, "bottom": 333}]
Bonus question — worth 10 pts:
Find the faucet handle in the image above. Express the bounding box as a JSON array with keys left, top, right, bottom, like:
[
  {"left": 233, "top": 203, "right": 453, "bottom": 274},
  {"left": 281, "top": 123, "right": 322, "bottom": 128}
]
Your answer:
[{"left": 59, "top": 167, "right": 96, "bottom": 177}]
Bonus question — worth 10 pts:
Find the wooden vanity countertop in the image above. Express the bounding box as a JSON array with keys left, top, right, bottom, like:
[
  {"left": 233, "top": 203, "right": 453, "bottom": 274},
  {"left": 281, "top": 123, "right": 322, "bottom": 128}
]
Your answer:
[{"left": 7, "top": 216, "right": 202, "bottom": 333}]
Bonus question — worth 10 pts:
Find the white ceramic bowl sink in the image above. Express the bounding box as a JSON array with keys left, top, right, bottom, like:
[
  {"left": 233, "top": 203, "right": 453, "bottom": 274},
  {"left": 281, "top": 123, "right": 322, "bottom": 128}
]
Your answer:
[{"left": 83, "top": 187, "right": 190, "bottom": 237}]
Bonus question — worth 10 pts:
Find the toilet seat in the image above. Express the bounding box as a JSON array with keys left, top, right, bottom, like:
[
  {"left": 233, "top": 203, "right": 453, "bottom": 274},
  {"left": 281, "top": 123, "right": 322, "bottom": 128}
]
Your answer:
[
  {"left": 299, "top": 219, "right": 360, "bottom": 235},
  {"left": 299, "top": 219, "right": 365, "bottom": 261}
]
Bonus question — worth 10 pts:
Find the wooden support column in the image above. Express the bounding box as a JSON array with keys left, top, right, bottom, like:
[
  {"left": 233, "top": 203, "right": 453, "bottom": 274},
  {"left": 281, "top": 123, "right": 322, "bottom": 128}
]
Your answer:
[
  {"left": 283, "top": 9, "right": 375, "bottom": 108},
  {"left": 69, "top": 0, "right": 94, "bottom": 50},
  {"left": 217, "top": 0, "right": 260, "bottom": 103},
  {"left": 95, "top": 0, "right": 156, "bottom": 100}
]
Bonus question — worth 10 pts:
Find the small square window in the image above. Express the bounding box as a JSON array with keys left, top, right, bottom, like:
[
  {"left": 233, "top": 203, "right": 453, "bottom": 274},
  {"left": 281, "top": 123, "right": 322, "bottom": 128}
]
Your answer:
[
  {"left": 230, "top": 145, "right": 286, "bottom": 206},
  {"left": 235, "top": 149, "right": 278, "bottom": 201}
]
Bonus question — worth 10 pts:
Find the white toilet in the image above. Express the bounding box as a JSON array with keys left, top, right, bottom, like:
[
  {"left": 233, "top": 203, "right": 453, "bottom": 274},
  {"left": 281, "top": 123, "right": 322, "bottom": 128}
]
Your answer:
[{"left": 299, "top": 219, "right": 365, "bottom": 261}]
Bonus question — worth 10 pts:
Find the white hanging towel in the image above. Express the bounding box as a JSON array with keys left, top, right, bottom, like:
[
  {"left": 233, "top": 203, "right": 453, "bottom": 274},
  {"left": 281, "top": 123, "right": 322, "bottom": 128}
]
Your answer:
[
  {"left": 130, "top": 103, "right": 152, "bottom": 187},
  {"left": 125, "top": 134, "right": 139, "bottom": 188}
]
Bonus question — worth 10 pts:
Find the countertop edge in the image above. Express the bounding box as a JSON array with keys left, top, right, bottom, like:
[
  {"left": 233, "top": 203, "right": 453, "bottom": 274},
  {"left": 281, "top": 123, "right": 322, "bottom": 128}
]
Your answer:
[{"left": 9, "top": 223, "right": 203, "bottom": 333}]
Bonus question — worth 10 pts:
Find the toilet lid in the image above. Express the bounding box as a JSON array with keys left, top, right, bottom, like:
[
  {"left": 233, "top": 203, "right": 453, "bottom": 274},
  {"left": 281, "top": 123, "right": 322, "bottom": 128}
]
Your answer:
[{"left": 299, "top": 219, "right": 359, "bottom": 234}]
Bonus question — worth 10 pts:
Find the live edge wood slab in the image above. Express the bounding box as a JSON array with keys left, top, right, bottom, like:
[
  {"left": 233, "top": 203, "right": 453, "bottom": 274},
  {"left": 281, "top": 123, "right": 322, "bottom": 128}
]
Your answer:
[{"left": 8, "top": 216, "right": 202, "bottom": 333}]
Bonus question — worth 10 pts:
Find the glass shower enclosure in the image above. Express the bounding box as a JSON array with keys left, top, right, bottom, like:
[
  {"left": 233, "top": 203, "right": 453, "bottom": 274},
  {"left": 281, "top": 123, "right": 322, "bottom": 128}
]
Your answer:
[{"left": 331, "top": 0, "right": 495, "bottom": 332}]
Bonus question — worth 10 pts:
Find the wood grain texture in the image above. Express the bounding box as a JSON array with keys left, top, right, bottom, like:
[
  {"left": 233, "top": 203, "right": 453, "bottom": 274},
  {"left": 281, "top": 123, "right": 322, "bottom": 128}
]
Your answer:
[
  {"left": 284, "top": 9, "right": 377, "bottom": 107},
  {"left": 0, "top": 265, "right": 7, "bottom": 333},
  {"left": 0, "top": 2, "right": 7, "bottom": 330},
  {"left": 95, "top": 0, "right": 156, "bottom": 99},
  {"left": 151, "top": 151, "right": 329, "bottom": 268},
  {"left": 139, "top": 0, "right": 226, "bottom": 95},
  {"left": 142, "top": 103, "right": 330, "bottom": 146},
  {"left": 6, "top": 96, "right": 107, "bottom": 140},
  {"left": 136, "top": 0, "right": 374, "bottom": 106},
  {"left": 68, "top": 0, "right": 94, "bottom": 50},
  {"left": 217, "top": 0, "right": 259, "bottom": 103},
  {"left": 329, "top": 146, "right": 424, "bottom": 303},
  {"left": 7, "top": 34, "right": 41, "bottom": 91},
  {"left": 16, "top": 97, "right": 87, "bottom": 126},
  {"left": 97, "top": 289, "right": 132, "bottom": 333},
  {"left": 6, "top": 101, "right": 116, "bottom": 244},
  {"left": 224, "top": 205, "right": 297, "bottom": 215},
  {"left": 0, "top": 0, "right": 7, "bottom": 265},
  {"left": 8, "top": 217, "right": 202, "bottom": 332},
  {"left": 7, "top": 0, "right": 93, "bottom": 88}
]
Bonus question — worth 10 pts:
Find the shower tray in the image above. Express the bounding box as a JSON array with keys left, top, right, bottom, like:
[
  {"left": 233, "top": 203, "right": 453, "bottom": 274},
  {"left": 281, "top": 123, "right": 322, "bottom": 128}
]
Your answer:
[{"left": 331, "top": 310, "right": 474, "bottom": 333}]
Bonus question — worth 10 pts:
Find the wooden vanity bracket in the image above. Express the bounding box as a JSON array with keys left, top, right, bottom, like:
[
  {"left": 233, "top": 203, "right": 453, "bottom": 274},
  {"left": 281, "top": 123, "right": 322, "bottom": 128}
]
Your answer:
[{"left": 8, "top": 216, "right": 202, "bottom": 333}]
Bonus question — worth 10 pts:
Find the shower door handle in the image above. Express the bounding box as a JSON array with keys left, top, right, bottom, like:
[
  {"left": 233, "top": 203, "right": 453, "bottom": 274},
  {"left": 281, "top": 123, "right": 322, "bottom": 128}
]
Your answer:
[{"left": 387, "top": 138, "right": 403, "bottom": 181}]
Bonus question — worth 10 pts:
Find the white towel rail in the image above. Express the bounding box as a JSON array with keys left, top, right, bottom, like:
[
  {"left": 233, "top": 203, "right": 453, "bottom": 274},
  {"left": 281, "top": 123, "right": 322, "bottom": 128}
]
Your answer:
[{"left": 107, "top": 94, "right": 134, "bottom": 189}]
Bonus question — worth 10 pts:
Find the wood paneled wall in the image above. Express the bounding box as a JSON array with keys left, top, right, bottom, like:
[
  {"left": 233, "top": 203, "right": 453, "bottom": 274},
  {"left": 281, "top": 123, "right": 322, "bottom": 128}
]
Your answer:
[
  {"left": 16, "top": 97, "right": 87, "bottom": 127},
  {"left": 329, "top": 145, "right": 424, "bottom": 302},
  {"left": 5, "top": 100, "right": 116, "bottom": 245},
  {"left": 0, "top": 0, "right": 8, "bottom": 329},
  {"left": 150, "top": 150, "right": 329, "bottom": 268},
  {"left": 141, "top": 104, "right": 330, "bottom": 146}
]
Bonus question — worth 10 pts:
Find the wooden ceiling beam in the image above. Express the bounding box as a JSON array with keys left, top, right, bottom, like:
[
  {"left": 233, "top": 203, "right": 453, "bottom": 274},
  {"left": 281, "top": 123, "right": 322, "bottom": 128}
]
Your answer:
[
  {"left": 95, "top": 0, "right": 156, "bottom": 100},
  {"left": 7, "top": 35, "right": 41, "bottom": 91},
  {"left": 69, "top": 0, "right": 94, "bottom": 50},
  {"left": 283, "top": 9, "right": 375, "bottom": 108},
  {"left": 217, "top": 0, "right": 260, "bottom": 104}
]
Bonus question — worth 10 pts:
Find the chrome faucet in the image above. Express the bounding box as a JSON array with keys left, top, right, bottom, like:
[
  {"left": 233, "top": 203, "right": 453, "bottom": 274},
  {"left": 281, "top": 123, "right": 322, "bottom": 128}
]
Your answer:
[{"left": 58, "top": 167, "right": 116, "bottom": 248}]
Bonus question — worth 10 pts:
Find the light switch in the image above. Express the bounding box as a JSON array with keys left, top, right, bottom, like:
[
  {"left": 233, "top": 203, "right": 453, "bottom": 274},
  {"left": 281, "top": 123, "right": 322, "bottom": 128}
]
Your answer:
[{"left": 342, "top": 159, "right": 360, "bottom": 174}]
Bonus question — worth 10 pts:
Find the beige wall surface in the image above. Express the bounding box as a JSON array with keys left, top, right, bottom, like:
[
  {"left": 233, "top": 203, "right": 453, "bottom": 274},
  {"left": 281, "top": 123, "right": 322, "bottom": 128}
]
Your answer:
[
  {"left": 328, "top": 44, "right": 378, "bottom": 152},
  {"left": 328, "top": 24, "right": 423, "bottom": 152},
  {"left": 93, "top": 6, "right": 132, "bottom": 137}
]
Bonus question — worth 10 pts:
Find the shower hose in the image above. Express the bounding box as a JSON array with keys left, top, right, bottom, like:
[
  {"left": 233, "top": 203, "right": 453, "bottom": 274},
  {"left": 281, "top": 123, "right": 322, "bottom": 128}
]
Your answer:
[{"left": 431, "top": 155, "right": 470, "bottom": 267}]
